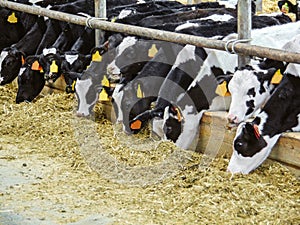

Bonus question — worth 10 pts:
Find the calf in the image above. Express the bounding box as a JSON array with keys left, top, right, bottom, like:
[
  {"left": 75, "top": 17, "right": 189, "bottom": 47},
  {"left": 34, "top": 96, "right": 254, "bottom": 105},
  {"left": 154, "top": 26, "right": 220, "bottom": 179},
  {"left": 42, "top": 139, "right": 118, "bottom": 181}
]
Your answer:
[
  {"left": 227, "top": 66, "right": 300, "bottom": 174},
  {"left": 154, "top": 21, "right": 300, "bottom": 150},
  {"left": 106, "top": 36, "right": 162, "bottom": 82},
  {"left": 113, "top": 42, "right": 185, "bottom": 133},
  {"left": 0, "top": 16, "right": 46, "bottom": 85},
  {"left": 128, "top": 44, "right": 207, "bottom": 134},
  {"left": 227, "top": 32, "right": 300, "bottom": 124},
  {"left": 16, "top": 56, "right": 45, "bottom": 103},
  {"left": 75, "top": 33, "right": 124, "bottom": 116}
]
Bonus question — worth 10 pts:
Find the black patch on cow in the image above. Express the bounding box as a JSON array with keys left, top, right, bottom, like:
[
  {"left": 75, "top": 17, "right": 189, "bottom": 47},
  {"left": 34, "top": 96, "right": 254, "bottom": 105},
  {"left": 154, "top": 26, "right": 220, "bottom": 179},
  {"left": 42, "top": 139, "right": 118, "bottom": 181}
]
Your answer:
[
  {"left": 163, "top": 114, "right": 182, "bottom": 143},
  {"left": 245, "top": 100, "right": 255, "bottom": 116},
  {"left": 234, "top": 123, "right": 267, "bottom": 157},
  {"left": 211, "top": 66, "right": 224, "bottom": 77},
  {"left": 247, "top": 87, "right": 256, "bottom": 97}
]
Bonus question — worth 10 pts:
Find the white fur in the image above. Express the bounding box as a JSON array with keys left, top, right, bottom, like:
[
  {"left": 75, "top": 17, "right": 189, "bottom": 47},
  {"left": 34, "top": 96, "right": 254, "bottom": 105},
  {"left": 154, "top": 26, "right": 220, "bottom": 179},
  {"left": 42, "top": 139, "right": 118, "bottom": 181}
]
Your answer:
[
  {"left": 172, "top": 45, "right": 196, "bottom": 69},
  {"left": 107, "top": 36, "right": 137, "bottom": 75},
  {"left": 112, "top": 84, "right": 124, "bottom": 122},
  {"left": 65, "top": 54, "right": 79, "bottom": 65},
  {"left": 75, "top": 78, "right": 96, "bottom": 116},
  {"left": 228, "top": 68, "right": 274, "bottom": 123},
  {"left": 43, "top": 47, "right": 57, "bottom": 56},
  {"left": 199, "top": 14, "right": 234, "bottom": 22}
]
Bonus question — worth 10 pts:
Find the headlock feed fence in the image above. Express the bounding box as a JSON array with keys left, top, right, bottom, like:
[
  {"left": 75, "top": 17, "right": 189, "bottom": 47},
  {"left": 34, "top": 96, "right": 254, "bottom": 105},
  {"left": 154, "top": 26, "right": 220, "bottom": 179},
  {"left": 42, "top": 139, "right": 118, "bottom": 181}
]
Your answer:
[{"left": 1, "top": 0, "right": 300, "bottom": 65}]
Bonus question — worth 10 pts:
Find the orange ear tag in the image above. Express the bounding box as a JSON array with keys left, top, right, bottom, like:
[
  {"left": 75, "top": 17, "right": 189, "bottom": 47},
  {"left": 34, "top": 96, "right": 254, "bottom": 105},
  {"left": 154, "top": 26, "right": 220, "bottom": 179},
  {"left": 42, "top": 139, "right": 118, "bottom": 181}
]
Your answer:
[
  {"left": 174, "top": 107, "right": 182, "bottom": 122},
  {"left": 271, "top": 69, "right": 283, "bottom": 84},
  {"left": 130, "top": 120, "right": 142, "bottom": 130},
  {"left": 21, "top": 55, "right": 25, "bottom": 65},
  {"left": 148, "top": 44, "right": 158, "bottom": 58},
  {"left": 215, "top": 81, "right": 231, "bottom": 96},
  {"left": 92, "top": 50, "right": 102, "bottom": 62},
  {"left": 50, "top": 60, "right": 58, "bottom": 73},
  {"left": 7, "top": 12, "right": 18, "bottom": 23},
  {"left": 31, "top": 60, "right": 40, "bottom": 71},
  {"left": 253, "top": 124, "right": 260, "bottom": 139}
]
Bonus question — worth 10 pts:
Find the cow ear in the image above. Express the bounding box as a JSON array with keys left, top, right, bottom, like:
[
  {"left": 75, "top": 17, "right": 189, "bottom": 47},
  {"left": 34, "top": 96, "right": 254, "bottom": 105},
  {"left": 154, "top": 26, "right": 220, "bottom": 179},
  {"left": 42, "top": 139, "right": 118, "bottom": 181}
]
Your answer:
[
  {"left": 216, "top": 74, "right": 233, "bottom": 84},
  {"left": 244, "top": 123, "right": 260, "bottom": 140}
]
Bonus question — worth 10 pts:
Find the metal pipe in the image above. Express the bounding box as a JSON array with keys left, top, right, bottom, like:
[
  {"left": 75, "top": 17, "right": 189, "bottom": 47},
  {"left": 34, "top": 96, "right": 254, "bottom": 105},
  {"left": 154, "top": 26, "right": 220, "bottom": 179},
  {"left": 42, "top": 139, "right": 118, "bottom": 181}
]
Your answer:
[
  {"left": 237, "top": 0, "right": 252, "bottom": 68},
  {"left": 1, "top": 1, "right": 300, "bottom": 64}
]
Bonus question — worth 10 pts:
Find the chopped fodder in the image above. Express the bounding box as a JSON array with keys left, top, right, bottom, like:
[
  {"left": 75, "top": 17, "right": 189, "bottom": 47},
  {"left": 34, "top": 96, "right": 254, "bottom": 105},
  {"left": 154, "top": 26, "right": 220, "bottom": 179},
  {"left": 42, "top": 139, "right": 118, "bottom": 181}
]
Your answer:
[{"left": 1, "top": 83, "right": 299, "bottom": 224}]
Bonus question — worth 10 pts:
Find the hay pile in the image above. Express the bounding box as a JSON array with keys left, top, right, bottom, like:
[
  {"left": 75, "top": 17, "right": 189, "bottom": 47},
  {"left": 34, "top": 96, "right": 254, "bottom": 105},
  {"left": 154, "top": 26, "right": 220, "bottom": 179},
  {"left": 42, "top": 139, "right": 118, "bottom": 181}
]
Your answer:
[{"left": 0, "top": 81, "right": 299, "bottom": 224}]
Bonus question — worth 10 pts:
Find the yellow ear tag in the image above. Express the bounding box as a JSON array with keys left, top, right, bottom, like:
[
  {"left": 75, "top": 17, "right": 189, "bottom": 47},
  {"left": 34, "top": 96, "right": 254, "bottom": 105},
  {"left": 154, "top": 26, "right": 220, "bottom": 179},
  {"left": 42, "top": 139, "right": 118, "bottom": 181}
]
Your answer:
[
  {"left": 71, "top": 80, "right": 76, "bottom": 91},
  {"left": 31, "top": 60, "right": 40, "bottom": 71},
  {"left": 271, "top": 69, "right": 283, "bottom": 84},
  {"left": 92, "top": 50, "right": 102, "bottom": 62},
  {"left": 101, "top": 75, "right": 110, "bottom": 87},
  {"left": 7, "top": 12, "right": 18, "bottom": 23},
  {"left": 215, "top": 81, "right": 231, "bottom": 96},
  {"left": 50, "top": 60, "right": 58, "bottom": 73},
  {"left": 111, "top": 17, "right": 117, "bottom": 23},
  {"left": 99, "top": 88, "right": 109, "bottom": 101},
  {"left": 137, "top": 84, "right": 144, "bottom": 98},
  {"left": 148, "top": 44, "right": 158, "bottom": 58}
]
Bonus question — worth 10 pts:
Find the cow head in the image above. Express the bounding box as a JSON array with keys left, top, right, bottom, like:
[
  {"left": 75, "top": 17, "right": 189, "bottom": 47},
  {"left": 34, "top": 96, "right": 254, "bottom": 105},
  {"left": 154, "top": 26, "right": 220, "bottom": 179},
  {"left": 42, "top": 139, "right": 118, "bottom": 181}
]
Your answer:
[
  {"left": 75, "top": 47, "right": 111, "bottom": 117},
  {"left": 62, "top": 51, "right": 92, "bottom": 93},
  {"left": 74, "top": 35, "right": 124, "bottom": 117},
  {"left": 112, "top": 80, "right": 151, "bottom": 133},
  {"left": 227, "top": 122, "right": 280, "bottom": 174},
  {"left": 0, "top": 47, "right": 25, "bottom": 85},
  {"left": 38, "top": 47, "right": 63, "bottom": 82},
  {"left": 106, "top": 36, "right": 159, "bottom": 81},
  {"left": 227, "top": 66, "right": 278, "bottom": 124},
  {"left": 16, "top": 56, "right": 45, "bottom": 103}
]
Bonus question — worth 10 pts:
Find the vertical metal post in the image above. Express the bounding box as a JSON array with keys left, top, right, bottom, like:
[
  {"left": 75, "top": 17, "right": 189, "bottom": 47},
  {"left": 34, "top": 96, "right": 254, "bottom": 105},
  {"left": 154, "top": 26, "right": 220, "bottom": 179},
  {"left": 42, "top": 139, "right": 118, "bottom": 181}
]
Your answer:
[
  {"left": 94, "top": 0, "right": 106, "bottom": 47},
  {"left": 237, "top": 0, "right": 252, "bottom": 68}
]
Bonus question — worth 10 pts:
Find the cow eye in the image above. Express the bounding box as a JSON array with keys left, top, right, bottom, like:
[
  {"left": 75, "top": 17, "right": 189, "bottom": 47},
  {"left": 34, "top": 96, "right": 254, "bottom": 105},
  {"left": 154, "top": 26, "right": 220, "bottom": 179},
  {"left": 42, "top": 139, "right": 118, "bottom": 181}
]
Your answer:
[{"left": 236, "top": 141, "right": 243, "bottom": 147}]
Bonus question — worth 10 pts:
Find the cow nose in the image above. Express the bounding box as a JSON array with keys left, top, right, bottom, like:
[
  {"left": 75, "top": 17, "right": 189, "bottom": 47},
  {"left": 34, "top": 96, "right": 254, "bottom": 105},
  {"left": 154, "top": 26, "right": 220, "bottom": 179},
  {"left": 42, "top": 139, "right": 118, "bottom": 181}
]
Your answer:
[
  {"left": 227, "top": 114, "right": 238, "bottom": 124},
  {"left": 76, "top": 112, "right": 86, "bottom": 117},
  {"left": 107, "top": 66, "right": 113, "bottom": 75}
]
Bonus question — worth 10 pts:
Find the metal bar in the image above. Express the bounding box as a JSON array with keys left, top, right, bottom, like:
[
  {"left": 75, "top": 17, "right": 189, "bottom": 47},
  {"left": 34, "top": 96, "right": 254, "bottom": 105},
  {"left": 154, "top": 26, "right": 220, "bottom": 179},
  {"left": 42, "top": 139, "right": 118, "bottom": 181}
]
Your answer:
[
  {"left": 237, "top": 0, "right": 252, "bottom": 68},
  {"left": 1, "top": 1, "right": 300, "bottom": 64},
  {"left": 94, "top": 0, "right": 106, "bottom": 47}
]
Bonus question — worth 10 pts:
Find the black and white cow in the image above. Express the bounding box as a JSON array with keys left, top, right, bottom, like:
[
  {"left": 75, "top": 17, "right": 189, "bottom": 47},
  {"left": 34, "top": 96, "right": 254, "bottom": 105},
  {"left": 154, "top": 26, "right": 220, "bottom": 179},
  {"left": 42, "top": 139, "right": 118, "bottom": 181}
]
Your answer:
[
  {"left": 75, "top": 33, "right": 124, "bottom": 116},
  {"left": 128, "top": 44, "right": 207, "bottom": 134},
  {"left": 113, "top": 42, "right": 186, "bottom": 133},
  {"left": 226, "top": 32, "right": 300, "bottom": 124},
  {"left": 16, "top": 56, "right": 45, "bottom": 103},
  {"left": 227, "top": 63, "right": 300, "bottom": 174},
  {"left": 154, "top": 20, "right": 300, "bottom": 150},
  {"left": 226, "top": 59, "right": 287, "bottom": 124},
  {"left": 0, "top": 16, "right": 46, "bottom": 85},
  {"left": 106, "top": 36, "right": 162, "bottom": 82}
]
